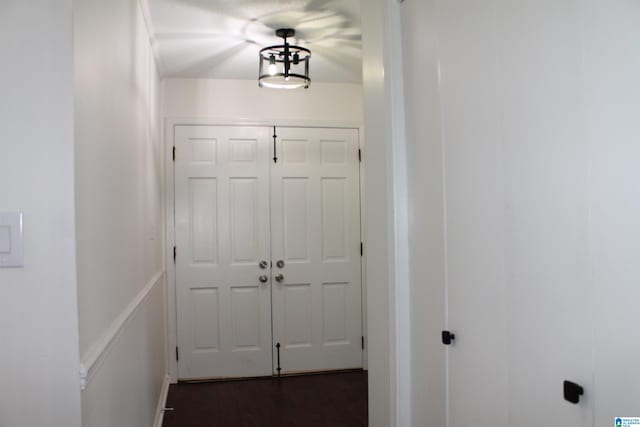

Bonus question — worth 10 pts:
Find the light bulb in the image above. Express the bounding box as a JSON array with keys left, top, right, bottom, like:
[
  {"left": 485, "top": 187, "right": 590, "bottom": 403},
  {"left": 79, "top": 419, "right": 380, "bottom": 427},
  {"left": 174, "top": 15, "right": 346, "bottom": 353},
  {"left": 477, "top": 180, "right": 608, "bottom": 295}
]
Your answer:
[{"left": 268, "top": 55, "right": 277, "bottom": 75}]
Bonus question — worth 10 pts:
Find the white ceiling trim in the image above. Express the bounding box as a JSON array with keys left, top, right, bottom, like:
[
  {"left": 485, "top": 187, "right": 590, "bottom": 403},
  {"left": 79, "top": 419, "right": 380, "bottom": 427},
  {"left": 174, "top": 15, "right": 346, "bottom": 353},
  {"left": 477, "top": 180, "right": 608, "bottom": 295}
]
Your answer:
[{"left": 138, "top": 0, "right": 167, "bottom": 75}]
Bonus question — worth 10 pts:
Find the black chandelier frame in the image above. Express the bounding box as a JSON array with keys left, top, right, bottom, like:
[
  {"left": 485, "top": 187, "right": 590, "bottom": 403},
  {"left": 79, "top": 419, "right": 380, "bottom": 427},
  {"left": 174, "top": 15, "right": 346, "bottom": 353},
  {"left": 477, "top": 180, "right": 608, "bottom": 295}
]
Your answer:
[{"left": 258, "top": 28, "right": 311, "bottom": 89}]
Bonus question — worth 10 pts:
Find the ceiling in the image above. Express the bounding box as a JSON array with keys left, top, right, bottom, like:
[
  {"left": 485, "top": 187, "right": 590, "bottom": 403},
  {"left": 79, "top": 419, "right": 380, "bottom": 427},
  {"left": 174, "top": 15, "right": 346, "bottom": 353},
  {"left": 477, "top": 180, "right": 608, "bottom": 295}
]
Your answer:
[{"left": 148, "top": 0, "right": 362, "bottom": 83}]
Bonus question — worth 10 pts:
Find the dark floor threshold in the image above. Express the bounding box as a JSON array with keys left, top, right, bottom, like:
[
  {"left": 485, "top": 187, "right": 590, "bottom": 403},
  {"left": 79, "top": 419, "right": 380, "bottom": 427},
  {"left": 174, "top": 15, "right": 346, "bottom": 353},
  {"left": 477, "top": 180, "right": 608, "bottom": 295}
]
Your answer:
[{"left": 178, "top": 368, "right": 365, "bottom": 384}]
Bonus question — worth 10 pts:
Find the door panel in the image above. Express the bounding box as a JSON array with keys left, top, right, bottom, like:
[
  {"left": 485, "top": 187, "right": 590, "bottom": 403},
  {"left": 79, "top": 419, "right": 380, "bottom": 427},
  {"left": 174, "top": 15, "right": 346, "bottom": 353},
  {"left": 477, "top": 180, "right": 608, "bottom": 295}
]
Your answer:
[
  {"left": 229, "top": 178, "right": 260, "bottom": 263},
  {"left": 271, "top": 127, "right": 362, "bottom": 373},
  {"left": 321, "top": 178, "right": 349, "bottom": 260},
  {"left": 400, "top": 1, "right": 594, "bottom": 425},
  {"left": 282, "top": 178, "right": 311, "bottom": 260},
  {"left": 498, "top": 1, "right": 593, "bottom": 425},
  {"left": 189, "top": 178, "right": 218, "bottom": 263},
  {"left": 175, "top": 125, "right": 363, "bottom": 379},
  {"left": 283, "top": 283, "right": 313, "bottom": 348},
  {"left": 435, "top": 2, "right": 509, "bottom": 425},
  {"left": 175, "top": 125, "right": 272, "bottom": 379}
]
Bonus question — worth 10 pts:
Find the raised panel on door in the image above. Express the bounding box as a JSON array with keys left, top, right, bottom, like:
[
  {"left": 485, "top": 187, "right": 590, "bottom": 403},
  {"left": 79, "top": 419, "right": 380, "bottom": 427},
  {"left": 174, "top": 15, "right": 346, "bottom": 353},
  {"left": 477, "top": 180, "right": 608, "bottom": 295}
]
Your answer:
[
  {"left": 175, "top": 125, "right": 272, "bottom": 379},
  {"left": 271, "top": 127, "right": 362, "bottom": 374},
  {"left": 282, "top": 177, "right": 311, "bottom": 261}
]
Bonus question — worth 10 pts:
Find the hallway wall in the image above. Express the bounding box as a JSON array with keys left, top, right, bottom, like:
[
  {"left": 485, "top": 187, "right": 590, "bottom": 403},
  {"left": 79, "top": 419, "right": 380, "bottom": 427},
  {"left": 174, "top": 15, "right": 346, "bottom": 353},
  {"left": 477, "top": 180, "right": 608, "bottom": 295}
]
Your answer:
[
  {"left": 0, "top": 2, "right": 82, "bottom": 426},
  {"left": 74, "top": 0, "right": 166, "bottom": 425},
  {"left": 163, "top": 78, "right": 363, "bottom": 123}
]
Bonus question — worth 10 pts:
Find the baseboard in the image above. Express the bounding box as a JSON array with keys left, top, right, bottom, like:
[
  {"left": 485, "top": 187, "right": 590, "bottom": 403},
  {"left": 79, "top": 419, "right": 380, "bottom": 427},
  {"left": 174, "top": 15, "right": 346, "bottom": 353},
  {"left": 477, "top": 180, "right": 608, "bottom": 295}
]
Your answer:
[{"left": 153, "top": 374, "right": 171, "bottom": 427}]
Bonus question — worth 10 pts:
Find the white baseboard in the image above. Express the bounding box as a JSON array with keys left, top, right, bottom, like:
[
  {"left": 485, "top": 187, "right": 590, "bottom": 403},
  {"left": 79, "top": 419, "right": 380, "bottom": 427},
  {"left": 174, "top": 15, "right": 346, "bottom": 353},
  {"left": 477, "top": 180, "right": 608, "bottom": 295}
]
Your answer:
[{"left": 153, "top": 374, "right": 171, "bottom": 427}]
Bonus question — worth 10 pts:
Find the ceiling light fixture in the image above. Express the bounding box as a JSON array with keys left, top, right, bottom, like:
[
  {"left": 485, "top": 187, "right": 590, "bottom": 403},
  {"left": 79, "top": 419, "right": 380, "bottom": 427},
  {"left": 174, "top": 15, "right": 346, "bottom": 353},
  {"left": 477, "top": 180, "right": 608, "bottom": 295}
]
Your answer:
[{"left": 259, "top": 28, "right": 311, "bottom": 89}]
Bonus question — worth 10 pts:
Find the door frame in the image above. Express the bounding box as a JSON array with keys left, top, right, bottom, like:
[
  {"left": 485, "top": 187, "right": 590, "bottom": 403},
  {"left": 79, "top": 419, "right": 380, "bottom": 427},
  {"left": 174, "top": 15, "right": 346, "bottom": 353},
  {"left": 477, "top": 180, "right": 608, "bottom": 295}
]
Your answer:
[
  {"left": 161, "top": 0, "right": 411, "bottom": 422},
  {"left": 164, "top": 118, "right": 366, "bottom": 383}
]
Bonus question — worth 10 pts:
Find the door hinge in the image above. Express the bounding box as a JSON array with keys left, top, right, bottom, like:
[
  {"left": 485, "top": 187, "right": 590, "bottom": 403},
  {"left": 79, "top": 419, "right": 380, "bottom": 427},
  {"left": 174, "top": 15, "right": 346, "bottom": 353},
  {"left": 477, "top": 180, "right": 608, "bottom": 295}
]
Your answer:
[
  {"left": 173, "top": 146, "right": 176, "bottom": 161},
  {"left": 360, "top": 242, "right": 363, "bottom": 256},
  {"left": 361, "top": 336, "right": 365, "bottom": 350},
  {"left": 358, "top": 149, "right": 362, "bottom": 162},
  {"left": 173, "top": 246, "right": 176, "bottom": 263},
  {"left": 175, "top": 346, "right": 179, "bottom": 361}
]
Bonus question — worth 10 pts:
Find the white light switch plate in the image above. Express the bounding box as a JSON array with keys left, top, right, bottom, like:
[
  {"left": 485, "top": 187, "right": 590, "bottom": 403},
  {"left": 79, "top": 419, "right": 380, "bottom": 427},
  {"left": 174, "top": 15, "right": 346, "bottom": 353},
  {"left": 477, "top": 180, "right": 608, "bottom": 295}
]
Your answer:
[{"left": 0, "top": 212, "right": 23, "bottom": 267}]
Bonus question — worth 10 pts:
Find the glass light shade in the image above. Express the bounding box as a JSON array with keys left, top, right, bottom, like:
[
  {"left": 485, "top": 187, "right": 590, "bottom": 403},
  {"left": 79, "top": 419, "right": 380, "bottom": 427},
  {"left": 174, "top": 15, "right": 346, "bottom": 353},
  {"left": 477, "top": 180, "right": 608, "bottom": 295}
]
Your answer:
[{"left": 259, "top": 74, "right": 308, "bottom": 89}]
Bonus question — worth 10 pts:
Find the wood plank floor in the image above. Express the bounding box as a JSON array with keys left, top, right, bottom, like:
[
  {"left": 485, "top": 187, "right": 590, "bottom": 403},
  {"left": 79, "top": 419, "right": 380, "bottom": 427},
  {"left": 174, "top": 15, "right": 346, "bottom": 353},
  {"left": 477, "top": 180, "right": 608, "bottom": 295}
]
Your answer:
[{"left": 162, "top": 370, "right": 368, "bottom": 427}]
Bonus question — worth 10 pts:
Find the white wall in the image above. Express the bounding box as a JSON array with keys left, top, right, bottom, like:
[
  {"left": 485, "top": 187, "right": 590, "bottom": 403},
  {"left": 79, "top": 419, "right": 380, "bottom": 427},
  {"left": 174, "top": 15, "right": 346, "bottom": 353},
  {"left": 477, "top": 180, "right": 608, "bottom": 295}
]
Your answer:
[
  {"left": 401, "top": 1, "right": 640, "bottom": 426},
  {"left": 163, "top": 78, "right": 363, "bottom": 123},
  {"left": 0, "top": 2, "right": 82, "bottom": 426},
  {"left": 74, "top": 0, "right": 166, "bottom": 425}
]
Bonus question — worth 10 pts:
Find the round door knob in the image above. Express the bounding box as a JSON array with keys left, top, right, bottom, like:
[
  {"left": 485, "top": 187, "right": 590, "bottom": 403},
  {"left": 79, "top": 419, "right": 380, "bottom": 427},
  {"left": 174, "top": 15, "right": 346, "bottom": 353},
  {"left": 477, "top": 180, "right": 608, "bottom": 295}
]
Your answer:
[
  {"left": 259, "top": 275, "right": 268, "bottom": 283},
  {"left": 259, "top": 260, "right": 268, "bottom": 269},
  {"left": 275, "top": 273, "right": 284, "bottom": 283},
  {"left": 276, "top": 260, "right": 285, "bottom": 269}
]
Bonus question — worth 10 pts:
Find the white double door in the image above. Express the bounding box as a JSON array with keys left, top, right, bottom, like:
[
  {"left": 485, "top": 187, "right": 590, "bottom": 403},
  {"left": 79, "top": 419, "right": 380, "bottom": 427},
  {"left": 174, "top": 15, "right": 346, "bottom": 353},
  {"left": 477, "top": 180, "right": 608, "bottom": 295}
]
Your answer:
[{"left": 174, "top": 125, "right": 362, "bottom": 380}]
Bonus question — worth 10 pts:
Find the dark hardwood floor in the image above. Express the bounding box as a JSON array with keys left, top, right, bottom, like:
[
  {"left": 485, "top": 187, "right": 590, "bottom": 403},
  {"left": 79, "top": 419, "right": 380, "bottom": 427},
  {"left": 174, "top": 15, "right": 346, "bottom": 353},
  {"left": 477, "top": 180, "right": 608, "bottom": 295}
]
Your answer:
[{"left": 162, "top": 370, "right": 368, "bottom": 427}]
